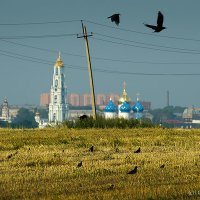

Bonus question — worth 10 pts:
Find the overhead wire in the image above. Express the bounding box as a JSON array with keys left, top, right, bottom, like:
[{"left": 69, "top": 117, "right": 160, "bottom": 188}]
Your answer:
[
  {"left": 0, "top": 18, "right": 200, "bottom": 69},
  {"left": 2, "top": 39, "right": 200, "bottom": 65},
  {"left": 1, "top": 49, "right": 200, "bottom": 76},
  {"left": 91, "top": 37, "right": 200, "bottom": 55},
  {"left": 84, "top": 20, "right": 200, "bottom": 42},
  {"left": 0, "top": 19, "right": 81, "bottom": 26},
  {"left": 1, "top": 39, "right": 85, "bottom": 58},
  {"left": 0, "top": 18, "right": 200, "bottom": 58},
  {"left": 0, "top": 33, "right": 78, "bottom": 40},
  {"left": 0, "top": 18, "right": 200, "bottom": 42},
  {"left": 95, "top": 33, "right": 200, "bottom": 53}
]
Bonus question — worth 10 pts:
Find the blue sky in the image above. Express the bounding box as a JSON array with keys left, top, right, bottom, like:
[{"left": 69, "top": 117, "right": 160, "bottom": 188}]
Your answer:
[{"left": 0, "top": 0, "right": 200, "bottom": 108}]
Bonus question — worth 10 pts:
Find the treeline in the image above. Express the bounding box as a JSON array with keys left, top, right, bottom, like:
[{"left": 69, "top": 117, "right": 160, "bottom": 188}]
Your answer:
[
  {"left": 149, "top": 106, "right": 185, "bottom": 124},
  {"left": 2, "top": 105, "right": 185, "bottom": 129},
  {"left": 1, "top": 108, "right": 48, "bottom": 128},
  {"left": 63, "top": 116, "right": 154, "bottom": 129}
]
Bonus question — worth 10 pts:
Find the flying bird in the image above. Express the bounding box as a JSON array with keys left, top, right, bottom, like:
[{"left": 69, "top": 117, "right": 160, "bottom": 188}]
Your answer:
[
  {"left": 127, "top": 166, "right": 137, "bottom": 174},
  {"left": 144, "top": 11, "right": 166, "bottom": 32},
  {"left": 108, "top": 13, "right": 120, "bottom": 26},
  {"left": 89, "top": 146, "right": 94, "bottom": 152},
  {"left": 134, "top": 147, "right": 141, "bottom": 153},
  {"left": 77, "top": 161, "right": 83, "bottom": 168}
]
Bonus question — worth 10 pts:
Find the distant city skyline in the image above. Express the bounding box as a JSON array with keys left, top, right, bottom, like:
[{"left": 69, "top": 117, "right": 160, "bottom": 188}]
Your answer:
[
  {"left": 40, "top": 92, "right": 151, "bottom": 111},
  {"left": 1, "top": 1, "right": 200, "bottom": 108}
]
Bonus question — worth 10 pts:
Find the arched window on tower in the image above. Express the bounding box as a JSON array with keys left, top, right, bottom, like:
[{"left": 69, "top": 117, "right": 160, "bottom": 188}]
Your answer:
[
  {"left": 54, "top": 95, "right": 57, "bottom": 103},
  {"left": 55, "top": 80, "right": 58, "bottom": 87},
  {"left": 53, "top": 113, "right": 56, "bottom": 121}
]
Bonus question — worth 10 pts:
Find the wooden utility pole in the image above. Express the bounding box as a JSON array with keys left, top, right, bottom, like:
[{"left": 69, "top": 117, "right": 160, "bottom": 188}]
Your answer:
[{"left": 77, "top": 21, "right": 97, "bottom": 120}]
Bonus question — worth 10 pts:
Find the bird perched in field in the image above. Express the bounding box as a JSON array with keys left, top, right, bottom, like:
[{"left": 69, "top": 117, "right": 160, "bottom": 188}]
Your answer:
[
  {"left": 77, "top": 161, "right": 83, "bottom": 168},
  {"left": 79, "top": 114, "right": 88, "bottom": 120},
  {"left": 160, "top": 164, "right": 165, "bottom": 168},
  {"left": 115, "top": 147, "right": 120, "bottom": 153},
  {"left": 108, "top": 184, "right": 115, "bottom": 190},
  {"left": 127, "top": 166, "right": 137, "bottom": 174},
  {"left": 134, "top": 147, "right": 141, "bottom": 153},
  {"left": 7, "top": 154, "right": 13, "bottom": 159},
  {"left": 89, "top": 146, "right": 94, "bottom": 152},
  {"left": 108, "top": 13, "right": 120, "bottom": 26},
  {"left": 144, "top": 11, "right": 166, "bottom": 32}
]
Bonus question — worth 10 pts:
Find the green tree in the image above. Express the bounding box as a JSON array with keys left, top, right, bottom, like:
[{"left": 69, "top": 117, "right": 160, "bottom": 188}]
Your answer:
[
  {"left": 149, "top": 106, "right": 185, "bottom": 124},
  {"left": 13, "top": 108, "right": 37, "bottom": 128},
  {"left": 33, "top": 107, "right": 48, "bottom": 119}
]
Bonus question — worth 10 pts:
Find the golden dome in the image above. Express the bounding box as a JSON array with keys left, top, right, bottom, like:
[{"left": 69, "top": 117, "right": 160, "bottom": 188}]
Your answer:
[
  {"left": 54, "top": 52, "right": 64, "bottom": 68},
  {"left": 118, "top": 82, "right": 131, "bottom": 104}
]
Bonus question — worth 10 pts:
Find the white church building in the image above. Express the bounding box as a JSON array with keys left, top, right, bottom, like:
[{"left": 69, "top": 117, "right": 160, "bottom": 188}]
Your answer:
[
  {"left": 35, "top": 53, "right": 69, "bottom": 128},
  {"left": 48, "top": 53, "right": 69, "bottom": 123}
]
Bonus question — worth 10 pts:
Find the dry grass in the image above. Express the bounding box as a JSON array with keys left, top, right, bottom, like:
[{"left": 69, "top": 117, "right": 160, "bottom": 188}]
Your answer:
[{"left": 0, "top": 127, "right": 200, "bottom": 199}]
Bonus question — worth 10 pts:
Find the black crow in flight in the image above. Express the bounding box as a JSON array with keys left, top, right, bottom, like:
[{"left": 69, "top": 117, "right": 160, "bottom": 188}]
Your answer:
[
  {"left": 144, "top": 11, "right": 166, "bottom": 32},
  {"left": 108, "top": 13, "right": 120, "bottom": 26}
]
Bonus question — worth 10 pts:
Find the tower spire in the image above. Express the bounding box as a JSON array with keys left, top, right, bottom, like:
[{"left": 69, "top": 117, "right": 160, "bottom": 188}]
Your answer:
[{"left": 54, "top": 52, "right": 64, "bottom": 68}]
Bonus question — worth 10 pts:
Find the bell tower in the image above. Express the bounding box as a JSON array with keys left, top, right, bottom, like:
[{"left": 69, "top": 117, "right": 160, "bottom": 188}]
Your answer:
[
  {"left": 2, "top": 97, "right": 9, "bottom": 120},
  {"left": 48, "top": 53, "right": 68, "bottom": 123}
]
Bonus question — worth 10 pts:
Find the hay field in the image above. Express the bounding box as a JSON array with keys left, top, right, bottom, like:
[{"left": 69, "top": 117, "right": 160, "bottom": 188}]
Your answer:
[{"left": 0, "top": 128, "right": 200, "bottom": 200}]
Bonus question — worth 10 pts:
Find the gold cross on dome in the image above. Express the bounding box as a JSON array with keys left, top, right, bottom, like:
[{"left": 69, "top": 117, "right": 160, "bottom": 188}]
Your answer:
[
  {"left": 136, "top": 93, "right": 140, "bottom": 101},
  {"left": 123, "top": 81, "right": 126, "bottom": 90}
]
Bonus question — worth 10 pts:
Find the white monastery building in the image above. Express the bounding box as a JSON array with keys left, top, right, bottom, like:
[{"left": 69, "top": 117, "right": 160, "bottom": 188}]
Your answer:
[
  {"left": 48, "top": 53, "right": 68, "bottom": 123},
  {"left": 0, "top": 98, "right": 12, "bottom": 123},
  {"left": 104, "top": 82, "right": 144, "bottom": 120}
]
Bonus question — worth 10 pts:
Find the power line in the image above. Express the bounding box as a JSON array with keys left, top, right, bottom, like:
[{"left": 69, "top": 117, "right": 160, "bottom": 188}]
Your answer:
[
  {"left": 1, "top": 18, "right": 200, "bottom": 43},
  {"left": 92, "top": 68, "right": 200, "bottom": 76},
  {"left": 0, "top": 33, "right": 78, "bottom": 40},
  {"left": 85, "top": 20, "right": 200, "bottom": 43},
  {"left": 1, "top": 49, "right": 200, "bottom": 76},
  {"left": 0, "top": 52, "right": 53, "bottom": 66},
  {"left": 92, "top": 37, "right": 200, "bottom": 55},
  {"left": 95, "top": 33, "right": 200, "bottom": 53},
  {"left": 0, "top": 49, "right": 54, "bottom": 63},
  {"left": 1, "top": 39, "right": 85, "bottom": 58},
  {"left": 0, "top": 19, "right": 81, "bottom": 26},
  {"left": 0, "top": 50, "right": 85, "bottom": 70},
  {"left": 2, "top": 39, "right": 200, "bottom": 65}
]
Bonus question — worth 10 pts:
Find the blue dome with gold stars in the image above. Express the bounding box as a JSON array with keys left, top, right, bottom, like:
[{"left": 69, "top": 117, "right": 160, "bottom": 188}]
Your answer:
[
  {"left": 120, "top": 101, "right": 131, "bottom": 113},
  {"left": 132, "top": 99, "right": 144, "bottom": 113},
  {"left": 104, "top": 99, "right": 117, "bottom": 113}
]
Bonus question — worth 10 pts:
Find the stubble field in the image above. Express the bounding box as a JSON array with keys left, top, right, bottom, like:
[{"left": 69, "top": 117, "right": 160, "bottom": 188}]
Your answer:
[{"left": 0, "top": 127, "right": 200, "bottom": 200}]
